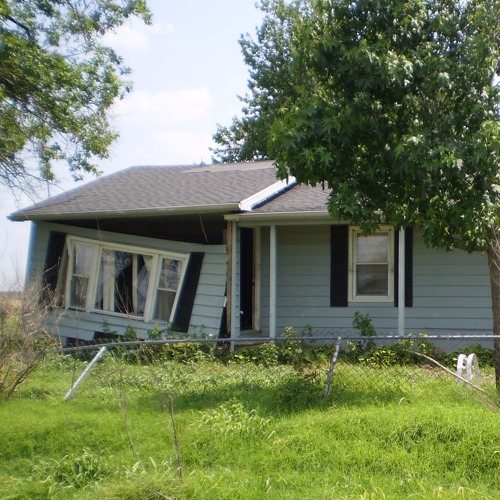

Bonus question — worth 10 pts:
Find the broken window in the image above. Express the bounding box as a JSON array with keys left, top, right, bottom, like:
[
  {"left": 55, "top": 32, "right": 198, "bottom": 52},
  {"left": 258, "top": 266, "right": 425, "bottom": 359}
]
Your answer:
[{"left": 61, "top": 237, "right": 187, "bottom": 322}]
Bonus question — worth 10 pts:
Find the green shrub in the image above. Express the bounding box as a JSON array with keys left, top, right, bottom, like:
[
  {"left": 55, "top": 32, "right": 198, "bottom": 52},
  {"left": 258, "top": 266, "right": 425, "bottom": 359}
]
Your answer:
[
  {"left": 232, "top": 343, "right": 280, "bottom": 367},
  {"left": 276, "top": 326, "right": 310, "bottom": 371}
]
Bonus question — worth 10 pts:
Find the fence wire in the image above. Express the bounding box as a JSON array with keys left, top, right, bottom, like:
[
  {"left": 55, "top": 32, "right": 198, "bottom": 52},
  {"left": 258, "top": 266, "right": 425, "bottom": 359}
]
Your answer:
[
  {"left": 58, "top": 334, "right": 500, "bottom": 411},
  {"left": 315, "top": 335, "right": 499, "bottom": 410}
]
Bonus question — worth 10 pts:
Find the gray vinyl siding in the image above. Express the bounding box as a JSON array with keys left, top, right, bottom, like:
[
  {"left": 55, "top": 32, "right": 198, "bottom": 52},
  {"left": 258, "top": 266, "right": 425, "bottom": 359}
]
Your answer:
[
  {"left": 188, "top": 249, "right": 227, "bottom": 335},
  {"left": 28, "top": 221, "right": 227, "bottom": 341},
  {"left": 259, "top": 225, "right": 492, "bottom": 337}
]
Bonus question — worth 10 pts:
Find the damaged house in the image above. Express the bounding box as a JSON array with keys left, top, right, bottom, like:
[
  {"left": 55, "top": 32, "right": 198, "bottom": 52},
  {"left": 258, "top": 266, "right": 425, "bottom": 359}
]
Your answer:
[{"left": 9, "top": 161, "right": 493, "bottom": 344}]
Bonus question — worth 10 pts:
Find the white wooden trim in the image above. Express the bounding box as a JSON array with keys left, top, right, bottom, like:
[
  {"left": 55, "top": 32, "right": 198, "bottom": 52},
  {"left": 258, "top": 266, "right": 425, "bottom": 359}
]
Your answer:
[
  {"left": 398, "top": 228, "right": 405, "bottom": 335},
  {"left": 348, "top": 226, "right": 394, "bottom": 302},
  {"left": 63, "top": 236, "right": 189, "bottom": 322},
  {"left": 238, "top": 177, "right": 296, "bottom": 212},
  {"left": 269, "top": 225, "right": 277, "bottom": 339}
]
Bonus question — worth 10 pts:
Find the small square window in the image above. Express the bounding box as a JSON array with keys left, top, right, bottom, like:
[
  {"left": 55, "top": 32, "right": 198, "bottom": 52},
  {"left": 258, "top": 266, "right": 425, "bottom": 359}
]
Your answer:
[{"left": 350, "top": 227, "right": 394, "bottom": 301}]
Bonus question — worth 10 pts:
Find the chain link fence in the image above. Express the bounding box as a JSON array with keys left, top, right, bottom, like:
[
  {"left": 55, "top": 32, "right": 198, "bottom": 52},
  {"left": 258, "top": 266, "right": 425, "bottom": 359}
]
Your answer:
[
  {"left": 308, "top": 335, "right": 498, "bottom": 411},
  {"left": 59, "top": 333, "right": 500, "bottom": 412}
]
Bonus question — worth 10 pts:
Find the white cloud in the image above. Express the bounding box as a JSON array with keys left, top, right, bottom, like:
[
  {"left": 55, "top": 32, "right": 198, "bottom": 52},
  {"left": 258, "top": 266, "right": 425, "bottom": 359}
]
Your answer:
[
  {"left": 113, "top": 88, "right": 214, "bottom": 125},
  {"left": 103, "top": 24, "right": 150, "bottom": 51},
  {"left": 102, "top": 20, "right": 174, "bottom": 52},
  {"left": 122, "top": 130, "right": 214, "bottom": 166}
]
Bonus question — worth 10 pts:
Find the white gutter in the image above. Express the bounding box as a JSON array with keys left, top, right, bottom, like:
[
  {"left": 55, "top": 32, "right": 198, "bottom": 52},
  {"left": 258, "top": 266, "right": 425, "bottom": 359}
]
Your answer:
[
  {"left": 238, "top": 177, "right": 297, "bottom": 212},
  {"left": 225, "top": 212, "right": 343, "bottom": 228},
  {"left": 9, "top": 203, "right": 241, "bottom": 222}
]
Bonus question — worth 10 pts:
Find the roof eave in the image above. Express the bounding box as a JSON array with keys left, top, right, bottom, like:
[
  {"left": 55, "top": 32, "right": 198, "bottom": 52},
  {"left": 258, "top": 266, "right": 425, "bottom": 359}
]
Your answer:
[
  {"left": 8, "top": 203, "right": 240, "bottom": 222},
  {"left": 224, "top": 210, "right": 338, "bottom": 226}
]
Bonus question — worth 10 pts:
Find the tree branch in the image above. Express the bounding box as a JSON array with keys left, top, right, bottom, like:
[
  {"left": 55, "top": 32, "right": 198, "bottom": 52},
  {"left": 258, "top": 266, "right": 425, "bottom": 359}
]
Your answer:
[{"left": 5, "top": 16, "right": 34, "bottom": 42}]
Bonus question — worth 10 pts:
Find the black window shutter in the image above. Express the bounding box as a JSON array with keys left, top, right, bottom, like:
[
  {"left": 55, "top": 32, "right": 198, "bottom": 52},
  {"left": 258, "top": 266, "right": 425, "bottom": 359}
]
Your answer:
[
  {"left": 43, "top": 231, "right": 67, "bottom": 292},
  {"left": 394, "top": 227, "right": 413, "bottom": 307},
  {"left": 330, "top": 225, "right": 349, "bottom": 307},
  {"left": 173, "top": 252, "right": 204, "bottom": 333}
]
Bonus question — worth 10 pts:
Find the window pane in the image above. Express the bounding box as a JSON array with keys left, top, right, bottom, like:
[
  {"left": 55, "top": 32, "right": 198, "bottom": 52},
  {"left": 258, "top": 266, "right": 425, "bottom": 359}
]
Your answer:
[
  {"left": 70, "top": 276, "right": 89, "bottom": 308},
  {"left": 154, "top": 290, "right": 176, "bottom": 321},
  {"left": 154, "top": 257, "right": 183, "bottom": 321},
  {"left": 94, "top": 250, "right": 151, "bottom": 316},
  {"left": 357, "top": 234, "right": 388, "bottom": 263},
  {"left": 356, "top": 264, "right": 389, "bottom": 295},
  {"left": 69, "top": 243, "right": 95, "bottom": 308},
  {"left": 73, "top": 243, "right": 95, "bottom": 276},
  {"left": 137, "top": 256, "right": 152, "bottom": 315},
  {"left": 158, "top": 259, "right": 181, "bottom": 290},
  {"left": 113, "top": 251, "right": 133, "bottom": 314}
]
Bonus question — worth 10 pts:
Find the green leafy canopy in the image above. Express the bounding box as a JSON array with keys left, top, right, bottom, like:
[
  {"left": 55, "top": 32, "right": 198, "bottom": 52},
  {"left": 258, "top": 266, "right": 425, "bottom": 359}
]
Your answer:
[
  {"left": 214, "top": 0, "right": 499, "bottom": 252},
  {"left": 0, "top": 0, "right": 151, "bottom": 197}
]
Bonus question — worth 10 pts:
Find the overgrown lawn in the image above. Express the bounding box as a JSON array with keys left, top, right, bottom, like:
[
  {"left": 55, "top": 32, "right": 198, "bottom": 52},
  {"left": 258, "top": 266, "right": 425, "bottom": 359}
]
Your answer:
[{"left": 0, "top": 354, "right": 499, "bottom": 499}]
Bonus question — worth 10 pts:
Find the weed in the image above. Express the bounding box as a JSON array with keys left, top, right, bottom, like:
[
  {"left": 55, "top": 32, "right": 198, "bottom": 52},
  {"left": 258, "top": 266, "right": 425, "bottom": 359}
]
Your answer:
[
  {"left": 1, "top": 356, "right": 499, "bottom": 498},
  {"left": 200, "top": 401, "right": 272, "bottom": 436},
  {"left": 24, "top": 448, "right": 109, "bottom": 496},
  {"left": 0, "top": 282, "right": 59, "bottom": 398},
  {"left": 277, "top": 326, "right": 311, "bottom": 371},
  {"left": 352, "top": 311, "right": 377, "bottom": 352}
]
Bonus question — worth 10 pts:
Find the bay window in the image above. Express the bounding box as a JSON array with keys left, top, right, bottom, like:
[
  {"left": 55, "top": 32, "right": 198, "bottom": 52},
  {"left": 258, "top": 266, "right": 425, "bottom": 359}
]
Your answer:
[{"left": 61, "top": 237, "right": 188, "bottom": 322}]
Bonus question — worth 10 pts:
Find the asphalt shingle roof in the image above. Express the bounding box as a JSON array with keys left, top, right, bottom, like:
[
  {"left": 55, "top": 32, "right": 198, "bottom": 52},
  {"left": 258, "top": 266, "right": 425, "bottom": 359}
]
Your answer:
[
  {"left": 10, "top": 161, "right": 280, "bottom": 221},
  {"left": 253, "top": 183, "right": 330, "bottom": 214}
]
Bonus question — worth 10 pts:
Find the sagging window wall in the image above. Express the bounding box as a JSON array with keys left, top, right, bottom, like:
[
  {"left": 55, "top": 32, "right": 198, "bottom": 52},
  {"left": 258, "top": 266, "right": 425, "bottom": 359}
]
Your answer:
[{"left": 58, "top": 237, "right": 188, "bottom": 322}]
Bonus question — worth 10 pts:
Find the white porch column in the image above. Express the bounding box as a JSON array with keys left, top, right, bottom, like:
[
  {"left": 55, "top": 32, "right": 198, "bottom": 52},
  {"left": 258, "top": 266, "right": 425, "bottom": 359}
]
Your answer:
[
  {"left": 398, "top": 228, "right": 405, "bottom": 336},
  {"left": 269, "top": 224, "right": 277, "bottom": 339},
  {"left": 230, "top": 221, "right": 240, "bottom": 350}
]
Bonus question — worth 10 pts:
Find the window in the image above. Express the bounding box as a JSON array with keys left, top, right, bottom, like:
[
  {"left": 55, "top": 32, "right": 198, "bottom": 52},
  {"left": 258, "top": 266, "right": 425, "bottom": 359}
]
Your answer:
[
  {"left": 67, "top": 241, "right": 97, "bottom": 309},
  {"left": 94, "top": 250, "right": 153, "bottom": 316},
  {"left": 154, "top": 257, "right": 182, "bottom": 321},
  {"left": 61, "top": 237, "right": 187, "bottom": 322},
  {"left": 349, "top": 227, "right": 394, "bottom": 301}
]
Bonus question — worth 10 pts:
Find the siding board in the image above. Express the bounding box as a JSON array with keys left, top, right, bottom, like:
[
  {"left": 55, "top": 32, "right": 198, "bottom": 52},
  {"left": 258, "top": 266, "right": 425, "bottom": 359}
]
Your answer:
[{"left": 259, "top": 224, "right": 492, "bottom": 336}]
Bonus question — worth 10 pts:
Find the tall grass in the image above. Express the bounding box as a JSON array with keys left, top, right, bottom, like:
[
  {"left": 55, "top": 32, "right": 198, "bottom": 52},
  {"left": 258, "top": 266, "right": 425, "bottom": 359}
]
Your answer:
[{"left": 0, "top": 353, "right": 499, "bottom": 499}]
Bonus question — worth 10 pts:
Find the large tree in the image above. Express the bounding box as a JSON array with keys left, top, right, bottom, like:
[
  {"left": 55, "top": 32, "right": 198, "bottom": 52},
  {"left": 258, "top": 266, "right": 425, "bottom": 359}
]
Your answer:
[
  {"left": 0, "top": 0, "right": 151, "bottom": 197},
  {"left": 214, "top": 0, "right": 500, "bottom": 383}
]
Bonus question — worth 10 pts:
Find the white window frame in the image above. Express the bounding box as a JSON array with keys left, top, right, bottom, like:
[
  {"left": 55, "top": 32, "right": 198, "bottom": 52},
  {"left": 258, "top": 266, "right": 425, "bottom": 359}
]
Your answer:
[
  {"left": 348, "top": 226, "right": 394, "bottom": 302},
  {"left": 63, "top": 236, "right": 188, "bottom": 323}
]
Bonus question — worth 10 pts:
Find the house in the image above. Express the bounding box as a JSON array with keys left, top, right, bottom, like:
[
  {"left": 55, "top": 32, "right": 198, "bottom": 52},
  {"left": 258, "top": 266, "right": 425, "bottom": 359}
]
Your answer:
[{"left": 9, "top": 161, "right": 493, "bottom": 344}]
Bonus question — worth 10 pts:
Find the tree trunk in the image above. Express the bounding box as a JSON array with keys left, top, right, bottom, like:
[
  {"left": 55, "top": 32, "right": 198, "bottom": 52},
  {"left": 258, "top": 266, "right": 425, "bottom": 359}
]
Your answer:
[{"left": 487, "top": 228, "right": 500, "bottom": 390}]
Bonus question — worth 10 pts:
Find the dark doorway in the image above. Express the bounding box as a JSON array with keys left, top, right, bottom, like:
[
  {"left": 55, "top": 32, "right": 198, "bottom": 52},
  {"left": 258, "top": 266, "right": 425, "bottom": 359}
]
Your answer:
[{"left": 240, "top": 228, "right": 254, "bottom": 330}]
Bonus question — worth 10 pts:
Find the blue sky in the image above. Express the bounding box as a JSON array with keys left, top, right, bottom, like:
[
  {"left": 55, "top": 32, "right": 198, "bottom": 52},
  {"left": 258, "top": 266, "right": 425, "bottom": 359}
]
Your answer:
[{"left": 0, "top": 0, "right": 264, "bottom": 288}]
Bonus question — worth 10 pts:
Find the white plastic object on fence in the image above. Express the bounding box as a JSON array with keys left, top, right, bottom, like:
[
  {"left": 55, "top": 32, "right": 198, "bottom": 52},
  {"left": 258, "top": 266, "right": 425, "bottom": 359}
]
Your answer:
[{"left": 456, "top": 353, "right": 480, "bottom": 386}]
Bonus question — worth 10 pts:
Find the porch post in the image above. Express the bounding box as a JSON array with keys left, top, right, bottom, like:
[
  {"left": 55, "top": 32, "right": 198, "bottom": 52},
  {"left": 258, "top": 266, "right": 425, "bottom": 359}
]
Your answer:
[
  {"left": 398, "top": 228, "right": 405, "bottom": 336},
  {"left": 270, "top": 224, "right": 277, "bottom": 339},
  {"left": 253, "top": 227, "right": 261, "bottom": 332},
  {"left": 230, "top": 221, "right": 240, "bottom": 350}
]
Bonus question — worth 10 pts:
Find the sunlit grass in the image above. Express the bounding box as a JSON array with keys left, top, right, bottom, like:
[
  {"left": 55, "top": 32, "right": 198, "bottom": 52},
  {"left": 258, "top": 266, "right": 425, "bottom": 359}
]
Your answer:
[{"left": 0, "top": 355, "right": 499, "bottom": 499}]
